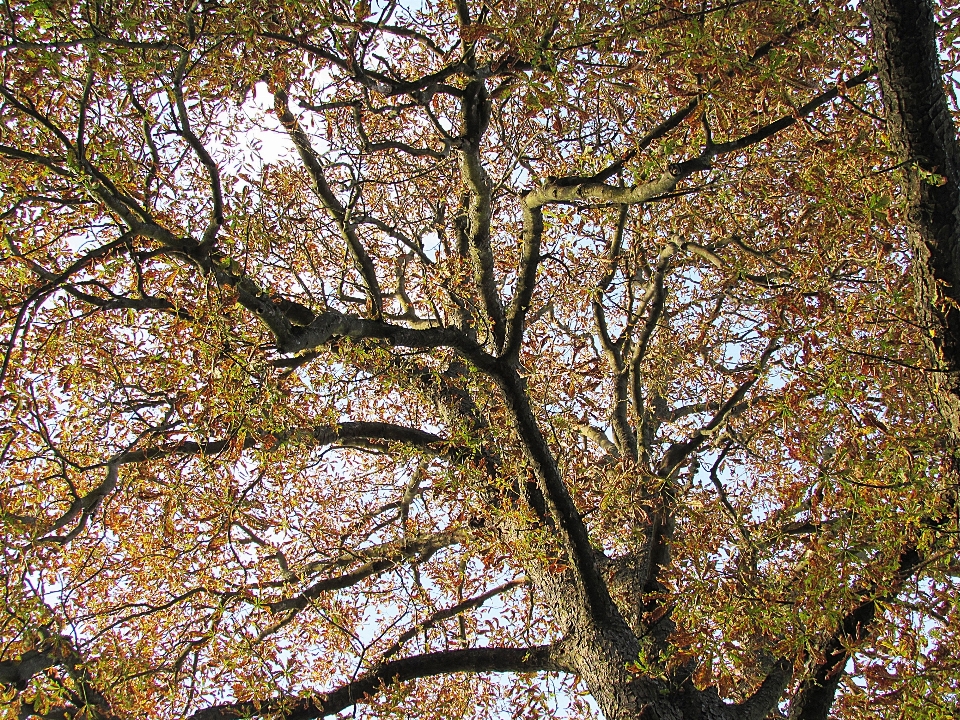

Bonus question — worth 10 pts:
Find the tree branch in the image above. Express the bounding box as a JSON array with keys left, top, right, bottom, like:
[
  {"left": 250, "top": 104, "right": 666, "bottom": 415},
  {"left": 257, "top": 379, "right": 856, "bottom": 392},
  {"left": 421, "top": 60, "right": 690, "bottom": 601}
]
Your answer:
[
  {"left": 492, "top": 367, "right": 621, "bottom": 626},
  {"left": 381, "top": 580, "right": 524, "bottom": 658},
  {"left": 630, "top": 240, "right": 680, "bottom": 454},
  {"left": 786, "top": 548, "right": 923, "bottom": 720},
  {"left": 273, "top": 87, "right": 383, "bottom": 317},
  {"left": 656, "top": 340, "right": 777, "bottom": 477},
  {"left": 270, "top": 307, "right": 497, "bottom": 372},
  {"left": 266, "top": 531, "right": 468, "bottom": 613},
  {"left": 170, "top": 51, "right": 223, "bottom": 250},
  {"left": 735, "top": 657, "right": 793, "bottom": 720},
  {"left": 637, "top": 341, "right": 777, "bottom": 621},
  {"left": 187, "top": 645, "right": 567, "bottom": 720},
  {"left": 261, "top": 32, "right": 470, "bottom": 100},
  {"left": 0, "top": 634, "right": 115, "bottom": 719},
  {"left": 29, "top": 422, "right": 465, "bottom": 546},
  {"left": 503, "top": 204, "right": 543, "bottom": 358},
  {"left": 524, "top": 156, "right": 712, "bottom": 209},
  {"left": 709, "top": 68, "right": 874, "bottom": 155},
  {"left": 524, "top": 68, "right": 873, "bottom": 211},
  {"left": 458, "top": 79, "right": 505, "bottom": 350},
  {"left": 592, "top": 206, "right": 639, "bottom": 460}
]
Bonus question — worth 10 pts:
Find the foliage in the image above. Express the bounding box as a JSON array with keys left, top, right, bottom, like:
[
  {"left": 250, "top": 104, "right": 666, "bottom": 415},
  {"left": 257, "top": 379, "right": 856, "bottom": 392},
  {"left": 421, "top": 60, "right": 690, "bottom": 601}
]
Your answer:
[{"left": 0, "top": 1, "right": 957, "bottom": 719}]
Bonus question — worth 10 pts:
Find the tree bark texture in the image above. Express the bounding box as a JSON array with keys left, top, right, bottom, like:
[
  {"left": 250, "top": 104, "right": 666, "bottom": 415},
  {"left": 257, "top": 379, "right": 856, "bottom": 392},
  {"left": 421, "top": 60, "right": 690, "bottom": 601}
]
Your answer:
[{"left": 864, "top": 0, "right": 960, "bottom": 441}]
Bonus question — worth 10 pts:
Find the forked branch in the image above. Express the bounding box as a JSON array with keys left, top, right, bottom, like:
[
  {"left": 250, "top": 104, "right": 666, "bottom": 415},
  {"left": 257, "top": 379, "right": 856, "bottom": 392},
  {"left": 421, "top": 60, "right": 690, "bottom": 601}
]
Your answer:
[{"left": 273, "top": 87, "right": 383, "bottom": 317}]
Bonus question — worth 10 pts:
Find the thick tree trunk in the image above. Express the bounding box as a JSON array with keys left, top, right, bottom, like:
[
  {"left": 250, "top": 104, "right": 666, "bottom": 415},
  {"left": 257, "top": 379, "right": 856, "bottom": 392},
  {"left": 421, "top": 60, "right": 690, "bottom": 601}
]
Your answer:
[
  {"left": 554, "top": 610, "right": 740, "bottom": 720},
  {"left": 864, "top": 0, "right": 960, "bottom": 441}
]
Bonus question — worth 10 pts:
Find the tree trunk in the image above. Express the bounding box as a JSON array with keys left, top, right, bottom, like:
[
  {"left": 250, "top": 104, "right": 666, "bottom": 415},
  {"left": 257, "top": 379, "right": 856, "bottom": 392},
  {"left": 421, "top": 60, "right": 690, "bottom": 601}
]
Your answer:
[{"left": 864, "top": 0, "right": 960, "bottom": 441}]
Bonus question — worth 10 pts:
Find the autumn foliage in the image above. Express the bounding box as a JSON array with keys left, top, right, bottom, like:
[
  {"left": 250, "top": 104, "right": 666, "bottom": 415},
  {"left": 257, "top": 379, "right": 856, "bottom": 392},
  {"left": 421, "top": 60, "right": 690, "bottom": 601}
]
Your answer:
[{"left": 1, "top": 1, "right": 959, "bottom": 719}]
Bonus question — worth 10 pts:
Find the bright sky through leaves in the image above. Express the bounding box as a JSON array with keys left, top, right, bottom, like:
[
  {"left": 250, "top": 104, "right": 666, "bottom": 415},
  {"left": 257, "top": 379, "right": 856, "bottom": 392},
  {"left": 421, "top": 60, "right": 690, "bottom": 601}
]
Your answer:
[{"left": 1, "top": 1, "right": 960, "bottom": 719}]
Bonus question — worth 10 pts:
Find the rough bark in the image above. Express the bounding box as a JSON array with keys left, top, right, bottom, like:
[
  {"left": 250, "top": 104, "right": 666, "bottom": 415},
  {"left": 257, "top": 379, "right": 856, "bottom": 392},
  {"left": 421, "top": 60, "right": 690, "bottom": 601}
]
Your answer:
[{"left": 864, "top": 0, "right": 960, "bottom": 441}]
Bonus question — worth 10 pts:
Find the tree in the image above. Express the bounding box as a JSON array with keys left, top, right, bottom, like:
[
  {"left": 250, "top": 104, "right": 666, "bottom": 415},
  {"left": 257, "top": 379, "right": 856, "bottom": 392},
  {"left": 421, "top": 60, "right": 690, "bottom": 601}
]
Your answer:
[{"left": 1, "top": 0, "right": 958, "bottom": 718}]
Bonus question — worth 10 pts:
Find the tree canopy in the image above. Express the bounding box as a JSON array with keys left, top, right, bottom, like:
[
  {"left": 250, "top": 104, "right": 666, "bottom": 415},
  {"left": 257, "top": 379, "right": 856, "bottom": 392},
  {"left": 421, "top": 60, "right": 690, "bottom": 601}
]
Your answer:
[{"left": 1, "top": 1, "right": 959, "bottom": 719}]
